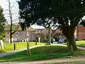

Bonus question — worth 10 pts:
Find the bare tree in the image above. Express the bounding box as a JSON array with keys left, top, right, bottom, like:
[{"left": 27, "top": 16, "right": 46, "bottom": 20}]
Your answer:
[
  {"left": 2, "top": 0, "right": 20, "bottom": 50},
  {"left": 4, "top": 0, "right": 19, "bottom": 43}
]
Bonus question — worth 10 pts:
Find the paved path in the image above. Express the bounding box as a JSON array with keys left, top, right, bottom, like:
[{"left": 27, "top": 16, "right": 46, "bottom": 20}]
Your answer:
[{"left": 0, "top": 48, "right": 27, "bottom": 57}]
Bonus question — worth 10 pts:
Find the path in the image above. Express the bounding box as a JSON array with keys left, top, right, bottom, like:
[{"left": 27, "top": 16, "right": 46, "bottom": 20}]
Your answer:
[
  {"left": 0, "top": 57, "right": 85, "bottom": 64},
  {"left": 0, "top": 48, "right": 26, "bottom": 57}
]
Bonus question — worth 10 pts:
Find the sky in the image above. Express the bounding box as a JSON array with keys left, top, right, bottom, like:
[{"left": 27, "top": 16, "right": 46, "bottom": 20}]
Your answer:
[
  {"left": 0, "top": 0, "right": 44, "bottom": 29},
  {"left": 0, "top": 0, "right": 20, "bottom": 24}
]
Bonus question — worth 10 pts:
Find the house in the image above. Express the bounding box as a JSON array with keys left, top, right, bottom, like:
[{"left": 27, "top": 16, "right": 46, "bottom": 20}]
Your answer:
[
  {"left": 52, "top": 26, "right": 85, "bottom": 41},
  {"left": 76, "top": 25, "right": 85, "bottom": 40},
  {"left": 4, "top": 24, "right": 36, "bottom": 42},
  {"left": 4, "top": 24, "right": 65, "bottom": 42}
]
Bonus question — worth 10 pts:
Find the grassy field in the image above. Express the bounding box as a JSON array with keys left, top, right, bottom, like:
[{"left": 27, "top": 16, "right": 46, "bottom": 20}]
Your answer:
[
  {"left": 0, "top": 41, "right": 85, "bottom": 62},
  {"left": 76, "top": 40, "right": 85, "bottom": 47},
  {"left": 0, "top": 40, "right": 85, "bottom": 52},
  {"left": 0, "top": 42, "right": 44, "bottom": 52},
  {"left": 64, "top": 40, "right": 85, "bottom": 47},
  {"left": 0, "top": 45, "right": 85, "bottom": 62}
]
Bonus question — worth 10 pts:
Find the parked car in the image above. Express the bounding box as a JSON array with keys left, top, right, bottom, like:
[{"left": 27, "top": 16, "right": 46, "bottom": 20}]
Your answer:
[{"left": 58, "top": 38, "right": 64, "bottom": 43}]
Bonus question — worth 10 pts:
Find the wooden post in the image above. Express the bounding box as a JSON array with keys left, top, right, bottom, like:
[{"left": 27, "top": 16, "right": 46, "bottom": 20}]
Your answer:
[
  {"left": 14, "top": 42, "right": 16, "bottom": 50},
  {"left": 27, "top": 41, "right": 31, "bottom": 56},
  {"left": 27, "top": 30, "right": 31, "bottom": 56}
]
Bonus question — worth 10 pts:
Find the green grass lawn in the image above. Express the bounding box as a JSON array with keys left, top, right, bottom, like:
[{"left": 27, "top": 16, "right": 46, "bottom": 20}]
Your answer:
[
  {"left": 0, "top": 41, "right": 85, "bottom": 62},
  {"left": 1, "top": 40, "right": 85, "bottom": 53},
  {"left": 0, "top": 42, "right": 44, "bottom": 52},
  {"left": 0, "top": 45, "right": 85, "bottom": 62},
  {"left": 76, "top": 40, "right": 85, "bottom": 47},
  {"left": 64, "top": 40, "right": 85, "bottom": 47}
]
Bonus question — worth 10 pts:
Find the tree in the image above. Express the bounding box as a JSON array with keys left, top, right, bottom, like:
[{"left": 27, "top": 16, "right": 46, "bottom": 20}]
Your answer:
[
  {"left": 8, "top": 0, "right": 19, "bottom": 43},
  {"left": 3, "top": 0, "right": 19, "bottom": 43},
  {"left": 0, "top": 7, "right": 5, "bottom": 40},
  {"left": 80, "top": 16, "right": 85, "bottom": 26},
  {"left": 18, "top": 0, "right": 58, "bottom": 44},
  {"left": 1, "top": 0, "right": 19, "bottom": 50},
  {"left": 18, "top": 0, "right": 85, "bottom": 51}
]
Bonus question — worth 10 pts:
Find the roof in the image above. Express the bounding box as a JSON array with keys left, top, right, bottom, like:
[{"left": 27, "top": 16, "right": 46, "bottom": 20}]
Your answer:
[
  {"left": 27, "top": 27, "right": 35, "bottom": 31},
  {"left": 31, "top": 24, "right": 45, "bottom": 29}
]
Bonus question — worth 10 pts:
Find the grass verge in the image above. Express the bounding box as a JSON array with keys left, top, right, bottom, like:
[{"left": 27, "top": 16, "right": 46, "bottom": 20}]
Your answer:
[
  {"left": 76, "top": 40, "right": 85, "bottom": 47},
  {"left": 63, "top": 40, "right": 85, "bottom": 47}
]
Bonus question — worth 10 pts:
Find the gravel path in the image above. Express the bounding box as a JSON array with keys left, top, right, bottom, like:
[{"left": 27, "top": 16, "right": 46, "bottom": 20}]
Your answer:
[{"left": 0, "top": 57, "right": 85, "bottom": 64}]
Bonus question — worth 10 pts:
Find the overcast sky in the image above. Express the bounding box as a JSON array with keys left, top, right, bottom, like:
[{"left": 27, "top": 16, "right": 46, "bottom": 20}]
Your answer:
[{"left": 0, "top": 0, "right": 20, "bottom": 24}]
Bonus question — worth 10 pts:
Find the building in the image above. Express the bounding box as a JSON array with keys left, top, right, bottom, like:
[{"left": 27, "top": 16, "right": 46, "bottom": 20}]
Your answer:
[
  {"left": 4, "top": 24, "right": 36, "bottom": 42},
  {"left": 4, "top": 24, "right": 46, "bottom": 42},
  {"left": 76, "top": 26, "right": 85, "bottom": 40},
  {"left": 4, "top": 24, "right": 66, "bottom": 42}
]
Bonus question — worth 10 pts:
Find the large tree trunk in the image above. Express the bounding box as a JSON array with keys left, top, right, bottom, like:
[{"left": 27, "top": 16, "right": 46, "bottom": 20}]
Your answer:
[
  {"left": 67, "top": 35, "right": 77, "bottom": 51},
  {"left": 63, "top": 27, "right": 78, "bottom": 51}
]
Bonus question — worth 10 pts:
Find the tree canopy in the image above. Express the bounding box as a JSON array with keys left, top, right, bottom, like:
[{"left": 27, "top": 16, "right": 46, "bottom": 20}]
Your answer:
[
  {"left": 18, "top": 0, "right": 85, "bottom": 51},
  {"left": 0, "top": 7, "right": 5, "bottom": 39}
]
